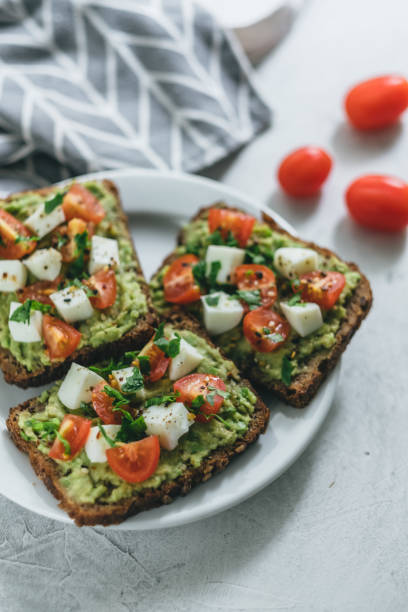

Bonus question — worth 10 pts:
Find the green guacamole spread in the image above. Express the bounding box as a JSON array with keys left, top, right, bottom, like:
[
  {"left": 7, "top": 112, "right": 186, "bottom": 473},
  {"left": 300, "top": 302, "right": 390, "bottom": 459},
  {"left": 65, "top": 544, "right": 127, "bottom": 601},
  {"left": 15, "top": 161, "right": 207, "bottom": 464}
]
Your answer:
[
  {"left": 150, "top": 211, "right": 361, "bottom": 383},
  {"left": 18, "top": 326, "right": 257, "bottom": 505},
  {"left": 0, "top": 181, "right": 147, "bottom": 371}
]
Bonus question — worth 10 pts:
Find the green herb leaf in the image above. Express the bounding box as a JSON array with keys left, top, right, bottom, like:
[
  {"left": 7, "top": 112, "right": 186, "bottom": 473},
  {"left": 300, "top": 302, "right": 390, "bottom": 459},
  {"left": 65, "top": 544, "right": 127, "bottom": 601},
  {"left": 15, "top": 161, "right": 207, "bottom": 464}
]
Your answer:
[
  {"left": 153, "top": 324, "right": 181, "bottom": 358},
  {"left": 67, "top": 231, "right": 90, "bottom": 279},
  {"left": 185, "top": 240, "right": 202, "bottom": 256},
  {"left": 192, "top": 260, "right": 206, "bottom": 288},
  {"left": 208, "top": 260, "right": 221, "bottom": 288},
  {"left": 97, "top": 422, "right": 116, "bottom": 448},
  {"left": 103, "top": 385, "right": 129, "bottom": 410},
  {"left": 145, "top": 392, "right": 180, "bottom": 408},
  {"left": 78, "top": 402, "right": 97, "bottom": 418},
  {"left": 207, "top": 230, "right": 238, "bottom": 248},
  {"left": 138, "top": 355, "right": 150, "bottom": 376},
  {"left": 10, "top": 299, "right": 51, "bottom": 324},
  {"left": 57, "top": 234, "right": 68, "bottom": 249},
  {"left": 69, "top": 277, "right": 97, "bottom": 298},
  {"left": 262, "top": 328, "right": 284, "bottom": 343},
  {"left": 190, "top": 395, "right": 205, "bottom": 411},
  {"left": 121, "top": 366, "right": 144, "bottom": 394},
  {"left": 44, "top": 192, "right": 64, "bottom": 214},
  {"left": 25, "top": 418, "right": 60, "bottom": 441},
  {"left": 281, "top": 355, "right": 294, "bottom": 386},
  {"left": 14, "top": 235, "right": 40, "bottom": 244},
  {"left": 206, "top": 385, "right": 230, "bottom": 406},
  {"left": 56, "top": 430, "right": 71, "bottom": 456},
  {"left": 115, "top": 414, "right": 146, "bottom": 443},
  {"left": 214, "top": 414, "right": 231, "bottom": 429},
  {"left": 287, "top": 294, "right": 302, "bottom": 306},
  {"left": 235, "top": 289, "right": 261, "bottom": 310},
  {"left": 204, "top": 294, "right": 220, "bottom": 307}
]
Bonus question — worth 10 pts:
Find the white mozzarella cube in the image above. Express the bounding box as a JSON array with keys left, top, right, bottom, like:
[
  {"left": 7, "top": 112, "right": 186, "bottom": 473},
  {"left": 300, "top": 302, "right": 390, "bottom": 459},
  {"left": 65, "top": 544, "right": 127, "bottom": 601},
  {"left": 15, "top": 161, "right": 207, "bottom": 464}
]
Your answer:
[
  {"left": 205, "top": 245, "right": 245, "bottom": 284},
  {"left": 50, "top": 286, "right": 94, "bottom": 323},
  {"left": 8, "top": 301, "right": 43, "bottom": 343},
  {"left": 143, "top": 402, "right": 191, "bottom": 451},
  {"left": 0, "top": 260, "right": 27, "bottom": 292},
  {"left": 85, "top": 425, "right": 121, "bottom": 463},
  {"left": 24, "top": 203, "right": 65, "bottom": 239},
  {"left": 280, "top": 301, "right": 323, "bottom": 337},
  {"left": 24, "top": 248, "right": 62, "bottom": 281},
  {"left": 169, "top": 339, "right": 203, "bottom": 380},
  {"left": 89, "top": 235, "right": 120, "bottom": 274},
  {"left": 201, "top": 291, "right": 244, "bottom": 335},
  {"left": 274, "top": 247, "right": 318, "bottom": 280},
  {"left": 58, "top": 363, "right": 104, "bottom": 410}
]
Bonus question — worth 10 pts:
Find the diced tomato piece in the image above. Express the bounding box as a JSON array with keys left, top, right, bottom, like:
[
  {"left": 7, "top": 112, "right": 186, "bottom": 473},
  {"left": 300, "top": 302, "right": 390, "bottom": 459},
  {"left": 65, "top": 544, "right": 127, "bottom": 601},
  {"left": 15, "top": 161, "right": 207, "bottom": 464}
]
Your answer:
[
  {"left": 208, "top": 208, "right": 255, "bottom": 247},
  {"left": 233, "top": 264, "right": 277, "bottom": 308},
  {"left": 18, "top": 277, "right": 62, "bottom": 306},
  {"left": 138, "top": 339, "right": 170, "bottom": 383},
  {"left": 173, "top": 373, "right": 226, "bottom": 422},
  {"left": 62, "top": 184, "right": 105, "bottom": 224},
  {"left": 295, "top": 271, "right": 346, "bottom": 310},
  {"left": 42, "top": 314, "right": 81, "bottom": 360},
  {"left": 106, "top": 436, "right": 160, "bottom": 483},
  {"left": 85, "top": 268, "right": 117, "bottom": 309},
  {"left": 242, "top": 308, "right": 290, "bottom": 353},
  {"left": 49, "top": 414, "right": 91, "bottom": 461},
  {"left": 0, "top": 209, "right": 36, "bottom": 259},
  {"left": 91, "top": 381, "right": 122, "bottom": 425},
  {"left": 163, "top": 254, "right": 201, "bottom": 304}
]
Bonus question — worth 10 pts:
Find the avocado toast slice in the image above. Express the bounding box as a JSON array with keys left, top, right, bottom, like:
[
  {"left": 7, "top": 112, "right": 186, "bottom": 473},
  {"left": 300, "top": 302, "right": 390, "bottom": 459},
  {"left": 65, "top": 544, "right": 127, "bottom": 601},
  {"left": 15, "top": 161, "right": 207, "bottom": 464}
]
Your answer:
[
  {"left": 0, "top": 180, "right": 157, "bottom": 388},
  {"left": 7, "top": 314, "right": 269, "bottom": 526},
  {"left": 150, "top": 204, "right": 372, "bottom": 408}
]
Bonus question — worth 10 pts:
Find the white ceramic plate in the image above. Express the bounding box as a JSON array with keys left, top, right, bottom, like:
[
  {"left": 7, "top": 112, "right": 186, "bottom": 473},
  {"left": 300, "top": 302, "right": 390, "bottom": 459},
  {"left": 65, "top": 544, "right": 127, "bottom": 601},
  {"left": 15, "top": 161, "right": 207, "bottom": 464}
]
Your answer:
[{"left": 0, "top": 169, "right": 339, "bottom": 530}]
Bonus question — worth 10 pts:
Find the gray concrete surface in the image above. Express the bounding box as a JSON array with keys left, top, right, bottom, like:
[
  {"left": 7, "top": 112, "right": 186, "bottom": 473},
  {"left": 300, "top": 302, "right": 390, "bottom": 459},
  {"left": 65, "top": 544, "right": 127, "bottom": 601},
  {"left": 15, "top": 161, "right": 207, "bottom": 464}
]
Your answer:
[{"left": 1, "top": 0, "right": 408, "bottom": 610}]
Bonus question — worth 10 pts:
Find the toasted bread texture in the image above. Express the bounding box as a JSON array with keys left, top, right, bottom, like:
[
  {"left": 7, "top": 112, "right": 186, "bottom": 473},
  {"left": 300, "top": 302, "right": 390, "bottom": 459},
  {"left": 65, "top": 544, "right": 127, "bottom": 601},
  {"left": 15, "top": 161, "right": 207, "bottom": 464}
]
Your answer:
[
  {"left": 0, "top": 180, "right": 157, "bottom": 388},
  {"left": 152, "top": 203, "right": 372, "bottom": 408},
  {"left": 6, "top": 314, "right": 269, "bottom": 526}
]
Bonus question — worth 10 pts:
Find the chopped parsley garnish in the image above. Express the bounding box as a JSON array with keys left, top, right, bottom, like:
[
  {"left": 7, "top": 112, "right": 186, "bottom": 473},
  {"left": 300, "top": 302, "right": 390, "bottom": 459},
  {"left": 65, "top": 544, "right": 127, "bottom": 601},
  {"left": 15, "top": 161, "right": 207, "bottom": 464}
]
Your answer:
[
  {"left": 145, "top": 392, "right": 180, "bottom": 408},
  {"left": 121, "top": 366, "right": 144, "bottom": 394},
  {"left": 67, "top": 231, "right": 90, "bottom": 279},
  {"left": 79, "top": 401, "right": 97, "bottom": 418},
  {"left": 103, "top": 385, "right": 129, "bottom": 410},
  {"left": 287, "top": 294, "right": 308, "bottom": 307},
  {"left": 69, "top": 277, "right": 97, "bottom": 297},
  {"left": 89, "top": 351, "right": 138, "bottom": 378},
  {"left": 204, "top": 294, "right": 220, "bottom": 307},
  {"left": 44, "top": 191, "right": 64, "bottom": 214},
  {"left": 10, "top": 299, "right": 51, "bottom": 324},
  {"left": 235, "top": 289, "right": 261, "bottom": 310},
  {"left": 115, "top": 414, "right": 146, "bottom": 443},
  {"left": 190, "top": 394, "right": 205, "bottom": 411},
  {"left": 185, "top": 240, "right": 201, "bottom": 256},
  {"left": 262, "top": 328, "right": 284, "bottom": 343},
  {"left": 14, "top": 235, "right": 40, "bottom": 244},
  {"left": 56, "top": 431, "right": 71, "bottom": 455},
  {"left": 281, "top": 355, "right": 294, "bottom": 386},
  {"left": 207, "top": 229, "right": 238, "bottom": 248},
  {"left": 245, "top": 244, "right": 269, "bottom": 265},
  {"left": 214, "top": 414, "right": 231, "bottom": 429},
  {"left": 208, "top": 260, "right": 221, "bottom": 288},
  {"left": 138, "top": 355, "right": 150, "bottom": 376},
  {"left": 192, "top": 260, "right": 206, "bottom": 288},
  {"left": 206, "top": 385, "right": 230, "bottom": 406},
  {"left": 153, "top": 323, "right": 181, "bottom": 358},
  {"left": 97, "top": 422, "right": 116, "bottom": 448},
  {"left": 57, "top": 234, "right": 68, "bottom": 249}
]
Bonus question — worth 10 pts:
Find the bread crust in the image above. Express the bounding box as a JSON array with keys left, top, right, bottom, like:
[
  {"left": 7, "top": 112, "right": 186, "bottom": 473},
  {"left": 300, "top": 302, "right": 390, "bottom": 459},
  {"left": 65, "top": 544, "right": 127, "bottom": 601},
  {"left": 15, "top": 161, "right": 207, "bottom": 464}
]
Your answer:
[
  {"left": 154, "top": 202, "right": 373, "bottom": 408},
  {"left": 6, "top": 314, "right": 269, "bottom": 526},
  {"left": 0, "top": 180, "right": 158, "bottom": 388}
]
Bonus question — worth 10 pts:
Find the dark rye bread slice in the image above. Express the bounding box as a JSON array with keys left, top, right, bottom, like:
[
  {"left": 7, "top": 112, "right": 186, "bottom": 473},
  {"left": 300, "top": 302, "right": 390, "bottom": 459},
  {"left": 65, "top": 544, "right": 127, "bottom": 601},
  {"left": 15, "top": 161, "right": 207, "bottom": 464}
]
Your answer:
[
  {"left": 155, "top": 203, "right": 372, "bottom": 408},
  {"left": 6, "top": 314, "right": 269, "bottom": 527},
  {"left": 0, "top": 180, "right": 158, "bottom": 389}
]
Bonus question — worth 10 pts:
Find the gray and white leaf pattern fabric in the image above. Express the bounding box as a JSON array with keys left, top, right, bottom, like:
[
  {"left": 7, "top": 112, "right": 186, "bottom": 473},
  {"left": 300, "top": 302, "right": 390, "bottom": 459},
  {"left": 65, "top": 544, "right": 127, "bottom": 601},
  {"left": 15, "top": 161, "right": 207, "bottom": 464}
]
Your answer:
[{"left": 0, "top": 0, "right": 271, "bottom": 191}]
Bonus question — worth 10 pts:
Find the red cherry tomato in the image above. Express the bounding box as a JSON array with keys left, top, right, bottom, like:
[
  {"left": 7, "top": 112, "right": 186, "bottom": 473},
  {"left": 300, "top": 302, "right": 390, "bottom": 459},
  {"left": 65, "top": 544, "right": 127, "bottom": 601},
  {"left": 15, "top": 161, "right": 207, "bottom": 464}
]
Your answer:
[
  {"left": 233, "top": 264, "right": 277, "bottom": 308},
  {"left": 277, "top": 147, "right": 333, "bottom": 198},
  {"left": 163, "top": 254, "right": 201, "bottom": 304},
  {"left": 91, "top": 381, "right": 122, "bottom": 425},
  {"left": 173, "top": 373, "right": 226, "bottom": 422},
  {"left": 49, "top": 414, "right": 91, "bottom": 461},
  {"left": 345, "top": 75, "right": 408, "bottom": 130},
  {"left": 106, "top": 436, "right": 160, "bottom": 483},
  {"left": 62, "top": 184, "right": 105, "bottom": 224},
  {"left": 138, "top": 340, "right": 170, "bottom": 383},
  {"left": 208, "top": 208, "right": 256, "bottom": 247},
  {"left": 0, "top": 209, "right": 37, "bottom": 259},
  {"left": 18, "top": 277, "right": 62, "bottom": 307},
  {"left": 42, "top": 314, "right": 81, "bottom": 360},
  {"left": 346, "top": 175, "right": 408, "bottom": 232},
  {"left": 295, "top": 271, "right": 346, "bottom": 310},
  {"left": 243, "top": 308, "right": 290, "bottom": 353},
  {"left": 85, "top": 268, "right": 117, "bottom": 309}
]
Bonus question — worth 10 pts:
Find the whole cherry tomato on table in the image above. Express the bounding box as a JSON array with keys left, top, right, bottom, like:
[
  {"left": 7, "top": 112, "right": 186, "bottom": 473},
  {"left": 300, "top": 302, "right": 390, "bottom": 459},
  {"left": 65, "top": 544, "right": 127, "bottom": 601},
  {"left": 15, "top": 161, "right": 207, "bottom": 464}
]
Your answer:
[
  {"left": 345, "top": 175, "right": 408, "bottom": 232},
  {"left": 345, "top": 75, "right": 408, "bottom": 130},
  {"left": 277, "top": 147, "right": 333, "bottom": 198}
]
